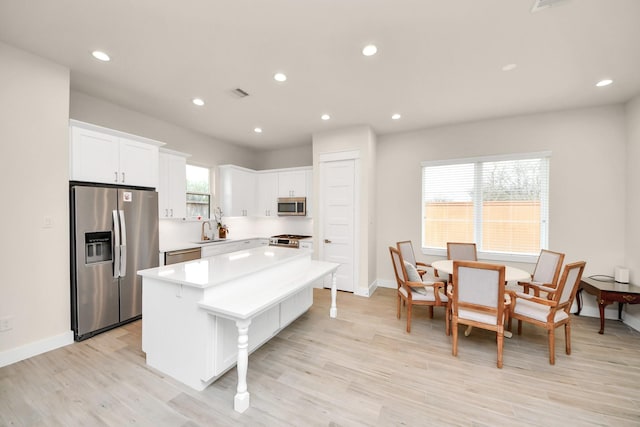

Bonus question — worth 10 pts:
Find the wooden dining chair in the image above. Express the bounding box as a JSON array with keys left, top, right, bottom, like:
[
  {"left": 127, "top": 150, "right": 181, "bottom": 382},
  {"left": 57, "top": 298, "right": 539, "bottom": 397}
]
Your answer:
[
  {"left": 518, "top": 249, "right": 565, "bottom": 297},
  {"left": 447, "top": 242, "right": 477, "bottom": 261},
  {"left": 397, "top": 240, "right": 431, "bottom": 279},
  {"left": 389, "top": 246, "right": 448, "bottom": 333},
  {"left": 508, "top": 261, "right": 586, "bottom": 365},
  {"left": 450, "top": 260, "right": 507, "bottom": 368}
]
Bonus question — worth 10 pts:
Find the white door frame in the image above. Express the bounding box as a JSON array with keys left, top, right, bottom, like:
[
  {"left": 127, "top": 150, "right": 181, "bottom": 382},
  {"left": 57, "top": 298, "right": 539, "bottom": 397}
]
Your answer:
[{"left": 318, "top": 150, "right": 360, "bottom": 293}]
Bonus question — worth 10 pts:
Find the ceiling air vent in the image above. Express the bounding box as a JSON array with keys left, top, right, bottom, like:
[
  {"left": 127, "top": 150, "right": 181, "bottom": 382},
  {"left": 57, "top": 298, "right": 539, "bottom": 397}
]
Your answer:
[
  {"left": 531, "top": 0, "right": 570, "bottom": 13},
  {"left": 232, "top": 88, "right": 250, "bottom": 98}
]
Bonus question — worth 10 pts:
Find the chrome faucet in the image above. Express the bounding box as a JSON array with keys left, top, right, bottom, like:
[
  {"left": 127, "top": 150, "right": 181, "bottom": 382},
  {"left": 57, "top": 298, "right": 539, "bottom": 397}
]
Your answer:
[{"left": 201, "top": 220, "right": 212, "bottom": 241}]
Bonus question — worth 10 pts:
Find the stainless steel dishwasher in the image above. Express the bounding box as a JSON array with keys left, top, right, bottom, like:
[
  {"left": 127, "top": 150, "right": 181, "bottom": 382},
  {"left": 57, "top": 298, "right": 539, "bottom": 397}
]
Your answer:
[{"left": 164, "top": 247, "right": 202, "bottom": 265}]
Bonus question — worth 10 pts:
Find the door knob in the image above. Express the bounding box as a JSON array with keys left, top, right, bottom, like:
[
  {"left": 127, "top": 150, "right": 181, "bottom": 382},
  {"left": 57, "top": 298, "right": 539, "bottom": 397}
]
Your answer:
[{"left": 324, "top": 239, "right": 332, "bottom": 244}]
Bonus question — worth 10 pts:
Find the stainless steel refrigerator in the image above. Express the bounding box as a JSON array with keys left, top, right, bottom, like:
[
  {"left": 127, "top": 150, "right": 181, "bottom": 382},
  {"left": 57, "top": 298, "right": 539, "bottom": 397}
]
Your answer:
[{"left": 70, "top": 184, "right": 159, "bottom": 341}]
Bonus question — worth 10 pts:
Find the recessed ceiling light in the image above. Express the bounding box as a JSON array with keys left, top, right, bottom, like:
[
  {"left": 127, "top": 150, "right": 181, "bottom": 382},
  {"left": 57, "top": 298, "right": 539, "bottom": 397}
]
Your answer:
[
  {"left": 274, "top": 73, "right": 287, "bottom": 82},
  {"left": 321, "top": 114, "right": 330, "bottom": 121},
  {"left": 192, "top": 98, "right": 205, "bottom": 106},
  {"left": 91, "top": 50, "right": 110, "bottom": 62},
  {"left": 362, "top": 44, "right": 378, "bottom": 57},
  {"left": 502, "top": 63, "right": 517, "bottom": 71},
  {"left": 392, "top": 113, "right": 401, "bottom": 120},
  {"left": 596, "top": 79, "right": 613, "bottom": 87},
  {"left": 254, "top": 127, "right": 263, "bottom": 133}
]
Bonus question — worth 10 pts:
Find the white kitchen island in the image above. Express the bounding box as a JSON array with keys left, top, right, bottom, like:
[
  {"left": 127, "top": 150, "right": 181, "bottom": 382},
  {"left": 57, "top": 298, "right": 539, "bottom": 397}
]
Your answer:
[{"left": 137, "top": 245, "right": 339, "bottom": 413}]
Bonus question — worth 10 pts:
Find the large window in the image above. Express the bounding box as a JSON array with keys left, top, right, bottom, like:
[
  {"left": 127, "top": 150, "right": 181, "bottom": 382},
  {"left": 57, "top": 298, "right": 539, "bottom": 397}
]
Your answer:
[
  {"left": 186, "top": 164, "right": 211, "bottom": 219},
  {"left": 421, "top": 152, "right": 550, "bottom": 261}
]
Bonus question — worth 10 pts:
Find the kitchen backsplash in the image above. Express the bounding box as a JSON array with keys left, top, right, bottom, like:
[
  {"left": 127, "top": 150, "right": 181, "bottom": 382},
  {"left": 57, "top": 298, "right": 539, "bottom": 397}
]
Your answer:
[{"left": 159, "top": 216, "right": 313, "bottom": 249}]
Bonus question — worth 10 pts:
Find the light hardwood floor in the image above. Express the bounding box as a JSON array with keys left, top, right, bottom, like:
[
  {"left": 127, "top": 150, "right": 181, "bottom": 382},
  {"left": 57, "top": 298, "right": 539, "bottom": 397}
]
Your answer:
[{"left": 1, "top": 287, "right": 640, "bottom": 426}]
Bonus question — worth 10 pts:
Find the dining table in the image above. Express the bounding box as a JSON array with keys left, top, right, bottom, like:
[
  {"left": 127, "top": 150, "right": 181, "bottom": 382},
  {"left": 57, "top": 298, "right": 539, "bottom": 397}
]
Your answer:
[{"left": 431, "top": 259, "right": 531, "bottom": 338}]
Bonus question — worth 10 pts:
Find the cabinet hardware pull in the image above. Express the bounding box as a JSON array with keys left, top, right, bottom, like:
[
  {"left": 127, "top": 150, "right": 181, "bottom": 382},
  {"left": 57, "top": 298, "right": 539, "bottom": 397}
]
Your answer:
[
  {"left": 170, "top": 208, "right": 173, "bottom": 217},
  {"left": 121, "top": 172, "right": 125, "bottom": 182},
  {"left": 324, "top": 239, "right": 332, "bottom": 244},
  {"left": 114, "top": 171, "right": 118, "bottom": 182}
]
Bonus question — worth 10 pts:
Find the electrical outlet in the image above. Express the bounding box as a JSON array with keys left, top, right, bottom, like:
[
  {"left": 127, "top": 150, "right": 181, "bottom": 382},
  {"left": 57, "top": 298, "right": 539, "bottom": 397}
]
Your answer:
[
  {"left": 43, "top": 216, "right": 53, "bottom": 228},
  {"left": 0, "top": 316, "right": 13, "bottom": 332}
]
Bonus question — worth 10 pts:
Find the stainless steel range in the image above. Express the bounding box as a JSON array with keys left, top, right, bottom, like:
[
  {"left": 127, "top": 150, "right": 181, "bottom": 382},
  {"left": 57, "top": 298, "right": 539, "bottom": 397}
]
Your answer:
[{"left": 269, "top": 234, "right": 311, "bottom": 248}]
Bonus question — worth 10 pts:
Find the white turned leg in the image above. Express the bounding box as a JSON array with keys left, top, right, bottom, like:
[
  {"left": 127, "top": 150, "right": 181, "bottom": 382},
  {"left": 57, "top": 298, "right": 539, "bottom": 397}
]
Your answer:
[
  {"left": 234, "top": 319, "right": 251, "bottom": 413},
  {"left": 330, "top": 272, "right": 337, "bottom": 318}
]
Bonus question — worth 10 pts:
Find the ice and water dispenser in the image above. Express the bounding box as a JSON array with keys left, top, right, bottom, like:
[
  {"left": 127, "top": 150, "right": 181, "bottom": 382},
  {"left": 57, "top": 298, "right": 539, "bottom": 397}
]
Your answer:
[{"left": 85, "top": 231, "right": 112, "bottom": 264}]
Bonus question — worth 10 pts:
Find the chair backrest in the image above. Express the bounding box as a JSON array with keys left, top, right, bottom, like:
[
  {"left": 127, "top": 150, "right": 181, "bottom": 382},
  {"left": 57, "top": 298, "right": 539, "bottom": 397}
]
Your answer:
[
  {"left": 447, "top": 242, "right": 477, "bottom": 261},
  {"left": 452, "top": 260, "right": 506, "bottom": 324},
  {"left": 532, "top": 249, "right": 565, "bottom": 286},
  {"left": 397, "top": 240, "right": 417, "bottom": 268},
  {"left": 550, "top": 261, "right": 586, "bottom": 312},
  {"left": 389, "top": 246, "right": 408, "bottom": 290}
]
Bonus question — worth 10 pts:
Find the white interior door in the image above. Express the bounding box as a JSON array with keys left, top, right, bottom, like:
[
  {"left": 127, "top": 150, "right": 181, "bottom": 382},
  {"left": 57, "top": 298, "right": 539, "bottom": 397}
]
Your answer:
[{"left": 320, "top": 159, "right": 355, "bottom": 292}]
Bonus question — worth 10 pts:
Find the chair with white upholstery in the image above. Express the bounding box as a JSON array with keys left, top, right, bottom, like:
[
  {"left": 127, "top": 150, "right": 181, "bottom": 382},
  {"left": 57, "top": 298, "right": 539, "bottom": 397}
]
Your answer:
[
  {"left": 508, "top": 261, "right": 586, "bottom": 365},
  {"left": 389, "top": 246, "right": 448, "bottom": 333},
  {"left": 518, "top": 249, "right": 565, "bottom": 297},
  {"left": 450, "top": 260, "right": 507, "bottom": 368},
  {"left": 397, "top": 240, "right": 432, "bottom": 279},
  {"left": 447, "top": 242, "right": 478, "bottom": 261}
]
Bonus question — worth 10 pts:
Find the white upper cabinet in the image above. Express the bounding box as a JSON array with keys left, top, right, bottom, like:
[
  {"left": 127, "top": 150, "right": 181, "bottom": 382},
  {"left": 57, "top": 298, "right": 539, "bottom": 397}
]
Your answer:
[
  {"left": 219, "top": 165, "right": 256, "bottom": 217},
  {"left": 256, "top": 172, "right": 278, "bottom": 217},
  {"left": 69, "top": 121, "right": 162, "bottom": 188},
  {"left": 278, "top": 170, "right": 307, "bottom": 197},
  {"left": 158, "top": 149, "right": 189, "bottom": 219}
]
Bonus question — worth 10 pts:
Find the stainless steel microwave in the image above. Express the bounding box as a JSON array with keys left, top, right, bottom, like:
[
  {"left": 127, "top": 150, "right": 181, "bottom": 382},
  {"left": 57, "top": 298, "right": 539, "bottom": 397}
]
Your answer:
[{"left": 277, "top": 197, "right": 306, "bottom": 216}]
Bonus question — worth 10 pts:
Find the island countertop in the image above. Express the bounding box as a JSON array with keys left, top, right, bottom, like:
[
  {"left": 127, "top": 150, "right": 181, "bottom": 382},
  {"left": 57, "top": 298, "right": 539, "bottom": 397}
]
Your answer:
[{"left": 138, "top": 245, "right": 311, "bottom": 288}]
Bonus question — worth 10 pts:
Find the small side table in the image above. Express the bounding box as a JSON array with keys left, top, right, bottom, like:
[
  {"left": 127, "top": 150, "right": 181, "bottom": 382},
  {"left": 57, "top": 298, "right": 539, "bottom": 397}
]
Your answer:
[{"left": 576, "top": 277, "right": 640, "bottom": 334}]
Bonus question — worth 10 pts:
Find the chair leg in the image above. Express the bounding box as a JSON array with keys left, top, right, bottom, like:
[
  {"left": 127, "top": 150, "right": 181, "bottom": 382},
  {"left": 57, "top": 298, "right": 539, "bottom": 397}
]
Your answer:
[
  {"left": 517, "top": 319, "right": 522, "bottom": 335},
  {"left": 452, "top": 319, "right": 458, "bottom": 356},
  {"left": 497, "top": 328, "right": 504, "bottom": 369},
  {"left": 428, "top": 306, "right": 434, "bottom": 319},
  {"left": 565, "top": 323, "right": 572, "bottom": 355},
  {"left": 445, "top": 303, "right": 451, "bottom": 336},
  {"left": 406, "top": 303, "right": 412, "bottom": 333},
  {"left": 548, "top": 327, "right": 556, "bottom": 365},
  {"left": 397, "top": 295, "right": 401, "bottom": 319}
]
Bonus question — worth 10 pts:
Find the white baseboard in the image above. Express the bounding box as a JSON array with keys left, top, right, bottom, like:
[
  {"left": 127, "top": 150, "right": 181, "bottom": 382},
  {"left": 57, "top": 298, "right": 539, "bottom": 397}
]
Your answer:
[
  {"left": 623, "top": 312, "right": 640, "bottom": 332},
  {"left": 0, "top": 330, "right": 74, "bottom": 368},
  {"left": 354, "top": 279, "right": 378, "bottom": 297}
]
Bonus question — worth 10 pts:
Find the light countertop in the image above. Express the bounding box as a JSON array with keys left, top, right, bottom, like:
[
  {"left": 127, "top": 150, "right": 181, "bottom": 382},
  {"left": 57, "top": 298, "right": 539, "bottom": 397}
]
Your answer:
[
  {"left": 139, "top": 245, "right": 311, "bottom": 288},
  {"left": 160, "top": 235, "right": 268, "bottom": 253}
]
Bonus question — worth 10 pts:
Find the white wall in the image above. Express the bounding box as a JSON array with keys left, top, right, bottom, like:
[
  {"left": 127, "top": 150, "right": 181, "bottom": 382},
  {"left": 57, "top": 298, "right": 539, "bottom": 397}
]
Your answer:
[
  {"left": 312, "top": 125, "right": 377, "bottom": 294},
  {"left": 0, "top": 42, "right": 72, "bottom": 362},
  {"left": 624, "top": 95, "right": 640, "bottom": 329},
  {"left": 376, "top": 105, "right": 628, "bottom": 316},
  {"left": 256, "top": 144, "right": 313, "bottom": 170}
]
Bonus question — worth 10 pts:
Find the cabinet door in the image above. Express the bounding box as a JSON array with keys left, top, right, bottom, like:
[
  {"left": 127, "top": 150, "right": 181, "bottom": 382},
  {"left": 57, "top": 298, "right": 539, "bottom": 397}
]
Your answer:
[
  {"left": 119, "top": 138, "right": 159, "bottom": 188},
  {"left": 219, "top": 166, "right": 256, "bottom": 216},
  {"left": 70, "top": 126, "right": 120, "bottom": 184},
  {"left": 256, "top": 172, "right": 278, "bottom": 216},
  {"left": 278, "top": 170, "right": 306, "bottom": 197},
  {"left": 158, "top": 152, "right": 186, "bottom": 218}
]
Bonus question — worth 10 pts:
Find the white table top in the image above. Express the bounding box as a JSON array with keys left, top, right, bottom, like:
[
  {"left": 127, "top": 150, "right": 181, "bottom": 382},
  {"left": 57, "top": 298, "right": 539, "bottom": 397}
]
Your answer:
[
  {"left": 138, "top": 246, "right": 312, "bottom": 288},
  {"left": 432, "top": 259, "right": 531, "bottom": 282}
]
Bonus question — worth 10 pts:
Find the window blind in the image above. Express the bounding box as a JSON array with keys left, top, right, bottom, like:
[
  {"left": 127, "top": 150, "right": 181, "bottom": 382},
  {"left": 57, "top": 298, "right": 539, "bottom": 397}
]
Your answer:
[{"left": 421, "top": 152, "right": 550, "bottom": 257}]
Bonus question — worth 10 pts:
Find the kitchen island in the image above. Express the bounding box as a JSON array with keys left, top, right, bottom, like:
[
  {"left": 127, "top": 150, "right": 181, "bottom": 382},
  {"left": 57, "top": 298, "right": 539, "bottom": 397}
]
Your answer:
[{"left": 137, "top": 246, "right": 339, "bottom": 413}]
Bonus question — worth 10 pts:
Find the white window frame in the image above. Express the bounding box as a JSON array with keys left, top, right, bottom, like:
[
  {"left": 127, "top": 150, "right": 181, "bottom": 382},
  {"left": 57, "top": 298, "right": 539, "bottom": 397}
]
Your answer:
[
  {"left": 421, "top": 151, "right": 551, "bottom": 263},
  {"left": 186, "top": 164, "right": 211, "bottom": 219}
]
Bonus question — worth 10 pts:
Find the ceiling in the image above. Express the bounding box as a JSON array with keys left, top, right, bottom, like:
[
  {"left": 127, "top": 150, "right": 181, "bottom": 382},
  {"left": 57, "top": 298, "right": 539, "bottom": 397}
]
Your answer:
[{"left": 1, "top": 0, "right": 639, "bottom": 150}]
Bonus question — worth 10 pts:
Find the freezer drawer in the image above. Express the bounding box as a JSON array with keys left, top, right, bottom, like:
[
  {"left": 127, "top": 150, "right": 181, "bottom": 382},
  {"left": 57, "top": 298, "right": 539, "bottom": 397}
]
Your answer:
[{"left": 165, "top": 247, "right": 202, "bottom": 265}]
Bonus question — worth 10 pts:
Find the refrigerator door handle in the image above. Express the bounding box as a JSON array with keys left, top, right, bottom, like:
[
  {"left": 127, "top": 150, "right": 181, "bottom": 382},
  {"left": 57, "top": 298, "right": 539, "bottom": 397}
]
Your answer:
[
  {"left": 119, "top": 209, "right": 127, "bottom": 277},
  {"left": 112, "top": 210, "right": 121, "bottom": 278}
]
